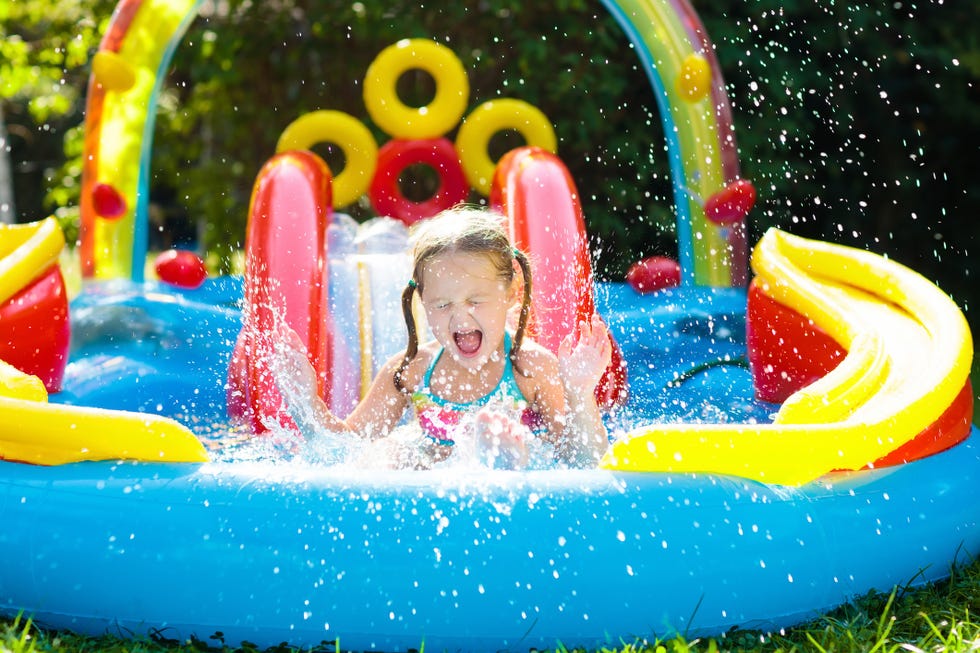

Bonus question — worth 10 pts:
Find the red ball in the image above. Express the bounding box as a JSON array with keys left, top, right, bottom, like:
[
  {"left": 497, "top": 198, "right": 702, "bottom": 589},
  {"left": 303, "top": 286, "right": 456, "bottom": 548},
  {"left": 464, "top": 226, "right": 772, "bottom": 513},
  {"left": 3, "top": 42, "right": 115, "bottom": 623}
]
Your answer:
[
  {"left": 626, "top": 256, "right": 681, "bottom": 294},
  {"left": 92, "top": 182, "right": 127, "bottom": 219},
  {"left": 154, "top": 249, "right": 208, "bottom": 289},
  {"left": 704, "top": 178, "right": 756, "bottom": 226}
]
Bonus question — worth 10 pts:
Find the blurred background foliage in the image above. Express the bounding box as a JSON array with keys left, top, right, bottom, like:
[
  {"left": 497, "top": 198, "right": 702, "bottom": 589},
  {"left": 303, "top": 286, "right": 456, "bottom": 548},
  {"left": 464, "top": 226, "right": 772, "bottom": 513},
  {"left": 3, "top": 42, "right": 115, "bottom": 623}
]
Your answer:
[{"left": 2, "top": 0, "right": 977, "bottom": 326}]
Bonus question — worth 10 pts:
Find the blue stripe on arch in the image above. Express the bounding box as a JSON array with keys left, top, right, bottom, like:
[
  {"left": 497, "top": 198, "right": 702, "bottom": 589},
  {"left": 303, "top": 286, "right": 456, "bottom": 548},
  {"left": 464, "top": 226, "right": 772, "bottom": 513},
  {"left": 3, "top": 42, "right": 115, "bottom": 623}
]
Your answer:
[
  {"left": 132, "top": 0, "right": 206, "bottom": 281},
  {"left": 597, "top": 0, "right": 695, "bottom": 285}
]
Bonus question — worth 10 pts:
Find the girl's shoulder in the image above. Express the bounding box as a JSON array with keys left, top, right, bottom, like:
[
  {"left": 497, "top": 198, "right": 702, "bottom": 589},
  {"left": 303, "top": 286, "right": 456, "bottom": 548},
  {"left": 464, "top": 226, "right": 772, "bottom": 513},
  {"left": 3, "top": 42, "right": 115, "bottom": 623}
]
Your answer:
[
  {"left": 512, "top": 337, "right": 560, "bottom": 379},
  {"left": 380, "top": 342, "right": 441, "bottom": 393}
]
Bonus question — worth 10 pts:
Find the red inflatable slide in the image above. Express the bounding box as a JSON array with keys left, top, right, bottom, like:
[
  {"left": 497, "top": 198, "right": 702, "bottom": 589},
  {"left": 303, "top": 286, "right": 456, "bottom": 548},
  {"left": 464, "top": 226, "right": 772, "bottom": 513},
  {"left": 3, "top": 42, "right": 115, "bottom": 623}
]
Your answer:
[
  {"left": 491, "top": 146, "right": 627, "bottom": 407},
  {"left": 227, "top": 151, "right": 334, "bottom": 432}
]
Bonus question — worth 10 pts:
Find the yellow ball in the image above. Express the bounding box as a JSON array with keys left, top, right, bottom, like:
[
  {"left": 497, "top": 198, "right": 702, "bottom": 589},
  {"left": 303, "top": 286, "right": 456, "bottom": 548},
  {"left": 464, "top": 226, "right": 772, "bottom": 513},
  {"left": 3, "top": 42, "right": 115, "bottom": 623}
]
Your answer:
[
  {"left": 92, "top": 50, "right": 136, "bottom": 92},
  {"left": 676, "top": 53, "right": 712, "bottom": 102}
]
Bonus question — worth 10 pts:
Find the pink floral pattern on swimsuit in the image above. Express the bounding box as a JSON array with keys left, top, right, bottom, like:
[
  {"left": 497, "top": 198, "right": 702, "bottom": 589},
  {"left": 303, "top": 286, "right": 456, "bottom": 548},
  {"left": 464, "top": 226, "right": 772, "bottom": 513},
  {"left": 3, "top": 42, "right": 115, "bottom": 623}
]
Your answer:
[{"left": 411, "top": 392, "right": 543, "bottom": 446}]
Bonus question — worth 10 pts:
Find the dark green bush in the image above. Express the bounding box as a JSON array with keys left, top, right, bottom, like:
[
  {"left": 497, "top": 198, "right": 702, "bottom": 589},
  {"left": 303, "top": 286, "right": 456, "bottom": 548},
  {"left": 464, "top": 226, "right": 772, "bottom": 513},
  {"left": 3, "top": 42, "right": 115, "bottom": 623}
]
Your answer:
[{"left": 5, "top": 1, "right": 977, "bottom": 322}]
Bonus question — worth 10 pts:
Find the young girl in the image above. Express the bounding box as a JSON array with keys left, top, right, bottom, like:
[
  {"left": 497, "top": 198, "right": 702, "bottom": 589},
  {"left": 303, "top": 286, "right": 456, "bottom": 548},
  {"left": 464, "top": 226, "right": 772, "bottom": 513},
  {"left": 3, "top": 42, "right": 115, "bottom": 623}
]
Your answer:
[{"left": 276, "top": 206, "right": 612, "bottom": 469}]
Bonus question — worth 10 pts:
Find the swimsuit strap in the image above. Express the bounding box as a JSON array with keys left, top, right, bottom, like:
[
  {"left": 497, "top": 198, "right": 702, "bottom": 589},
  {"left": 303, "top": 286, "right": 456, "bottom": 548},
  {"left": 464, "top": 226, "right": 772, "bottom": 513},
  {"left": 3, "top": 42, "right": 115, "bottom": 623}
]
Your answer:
[
  {"left": 412, "top": 332, "right": 545, "bottom": 446},
  {"left": 420, "top": 333, "right": 523, "bottom": 408}
]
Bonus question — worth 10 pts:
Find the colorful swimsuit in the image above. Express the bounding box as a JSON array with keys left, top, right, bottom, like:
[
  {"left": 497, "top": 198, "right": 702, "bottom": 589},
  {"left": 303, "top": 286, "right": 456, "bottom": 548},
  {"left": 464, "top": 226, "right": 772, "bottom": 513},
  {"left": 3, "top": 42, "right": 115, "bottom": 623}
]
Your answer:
[{"left": 410, "top": 334, "right": 545, "bottom": 446}]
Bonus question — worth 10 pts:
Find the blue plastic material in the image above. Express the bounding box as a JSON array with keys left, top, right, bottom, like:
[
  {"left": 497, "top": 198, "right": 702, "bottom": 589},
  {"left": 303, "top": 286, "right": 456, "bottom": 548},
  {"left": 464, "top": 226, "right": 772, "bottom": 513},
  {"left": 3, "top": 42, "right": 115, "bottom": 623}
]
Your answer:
[
  {"left": 1, "top": 280, "right": 977, "bottom": 651},
  {"left": 2, "top": 436, "right": 979, "bottom": 651}
]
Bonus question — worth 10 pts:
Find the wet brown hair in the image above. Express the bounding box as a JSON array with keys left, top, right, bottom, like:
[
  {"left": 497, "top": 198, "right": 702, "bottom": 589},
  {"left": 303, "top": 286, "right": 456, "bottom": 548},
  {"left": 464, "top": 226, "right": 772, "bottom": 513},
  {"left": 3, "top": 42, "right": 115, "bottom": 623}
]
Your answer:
[{"left": 393, "top": 206, "right": 533, "bottom": 393}]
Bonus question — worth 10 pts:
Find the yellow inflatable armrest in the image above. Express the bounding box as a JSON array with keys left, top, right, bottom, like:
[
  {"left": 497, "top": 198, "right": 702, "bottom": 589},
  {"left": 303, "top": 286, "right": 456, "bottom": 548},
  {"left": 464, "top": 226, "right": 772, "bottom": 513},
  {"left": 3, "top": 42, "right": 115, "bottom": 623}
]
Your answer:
[
  {"left": 0, "top": 360, "right": 48, "bottom": 403},
  {"left": 0, "top": 358, "right": 209, "bottom": 466},
  {"left": 0, "top": 217, "right": 65, "bottom": 306}
]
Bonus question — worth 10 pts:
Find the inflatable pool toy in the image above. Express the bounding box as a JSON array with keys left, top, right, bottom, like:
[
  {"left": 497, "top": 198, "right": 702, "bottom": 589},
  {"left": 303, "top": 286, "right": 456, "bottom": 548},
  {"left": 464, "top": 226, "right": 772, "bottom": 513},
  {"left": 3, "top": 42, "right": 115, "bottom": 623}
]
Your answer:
[
  {"left": 276, "top": 110, "right": 379, "bottom": 208},
  {"left": 0, "top": 218, "right": 70, "bottom": 392},
  {"left": 456, "top": 99, "right": 558, "bottom": 196},
  {"left": 0, "top": 224, "right": 976, "bottom": 649},
  {"left": 363, "top": 39, "right": 470, "bottom": 140},
  {"left": 602, "top": 227, "right": 974, "bottom": 484},
  {"left": 227, "top": 151, "right": 334, "bottom": 433},
  {"left": 79, "top": 0, "right": 200, "bottom": 281},
  {"left": 492, "top": 147, "right": 628, "bottom": 407},
  {"left": 625, "top": 256, "right": 682, "bottom": 293},
  {"left": 2, "top": 0, "right": 976, "bottom": 650},
  {"left": 77, "top": 0, "right": 748, "bottom": 287},
  {"left": 153, "top": 249, "right": 208, "bottom": 289},
  {"left": 368, "top": 137, "right": 469, "bottom": 225}
]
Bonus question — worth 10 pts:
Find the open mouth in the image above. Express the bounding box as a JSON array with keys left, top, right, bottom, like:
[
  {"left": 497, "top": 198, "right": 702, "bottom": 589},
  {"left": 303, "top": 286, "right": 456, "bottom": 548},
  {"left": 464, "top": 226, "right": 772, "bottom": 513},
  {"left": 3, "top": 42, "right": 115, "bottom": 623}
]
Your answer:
[{"left": 453, "top": 330, "right": 483, "bottom": 357}]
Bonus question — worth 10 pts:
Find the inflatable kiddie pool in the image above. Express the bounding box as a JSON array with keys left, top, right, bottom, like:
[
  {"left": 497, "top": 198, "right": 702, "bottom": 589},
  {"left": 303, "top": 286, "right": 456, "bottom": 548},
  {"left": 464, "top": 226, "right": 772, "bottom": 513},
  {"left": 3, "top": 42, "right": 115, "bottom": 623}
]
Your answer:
[{"left": 1, "top": 0, "right": 978, "bottom": 651}]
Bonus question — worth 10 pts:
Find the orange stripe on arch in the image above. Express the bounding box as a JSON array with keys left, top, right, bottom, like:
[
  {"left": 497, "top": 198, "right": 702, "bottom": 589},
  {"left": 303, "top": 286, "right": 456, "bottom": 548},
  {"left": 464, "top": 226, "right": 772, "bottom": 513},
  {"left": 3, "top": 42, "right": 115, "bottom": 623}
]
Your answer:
[
  {"left": 100, "top": 0, "right": 145, "bottom": 52},
  {"left": 79, "top": 0, "right": 145, "bottom": 275}
]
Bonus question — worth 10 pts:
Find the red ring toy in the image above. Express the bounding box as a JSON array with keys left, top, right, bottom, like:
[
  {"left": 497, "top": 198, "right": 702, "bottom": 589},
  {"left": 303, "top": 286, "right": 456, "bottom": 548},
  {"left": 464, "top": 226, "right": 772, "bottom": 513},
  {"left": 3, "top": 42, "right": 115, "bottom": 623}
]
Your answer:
[{"left": 368, "top": 138, "right": 468, "bottom": 225}]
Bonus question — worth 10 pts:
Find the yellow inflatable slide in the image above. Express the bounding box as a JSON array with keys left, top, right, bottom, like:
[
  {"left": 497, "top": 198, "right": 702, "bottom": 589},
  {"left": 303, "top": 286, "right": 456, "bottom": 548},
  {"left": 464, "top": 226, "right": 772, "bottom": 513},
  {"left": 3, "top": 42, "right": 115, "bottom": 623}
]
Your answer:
[
  {"left": 602, "top": 228, "right": 973, "bottom": 485},
  {"left": 0, "top": 219, "right": 208, "bottom": 465}
]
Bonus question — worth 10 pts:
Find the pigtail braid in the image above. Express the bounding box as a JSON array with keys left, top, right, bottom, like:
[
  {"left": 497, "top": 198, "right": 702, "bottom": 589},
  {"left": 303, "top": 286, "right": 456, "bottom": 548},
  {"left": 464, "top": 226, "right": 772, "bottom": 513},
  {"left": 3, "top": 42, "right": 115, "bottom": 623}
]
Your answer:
[
  {"left": 509, "top": 248, "right": 533, "bottom": 370},
  {"left": 393, "top": 281, "right": 419, "bottom": 393}
]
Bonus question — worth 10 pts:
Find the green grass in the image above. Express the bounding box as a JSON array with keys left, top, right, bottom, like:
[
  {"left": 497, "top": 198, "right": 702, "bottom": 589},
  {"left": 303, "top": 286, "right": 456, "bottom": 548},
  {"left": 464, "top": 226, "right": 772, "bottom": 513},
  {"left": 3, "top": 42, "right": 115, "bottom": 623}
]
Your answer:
[{"left": 3, "top": 557, "right": 979, "bottom": 653}]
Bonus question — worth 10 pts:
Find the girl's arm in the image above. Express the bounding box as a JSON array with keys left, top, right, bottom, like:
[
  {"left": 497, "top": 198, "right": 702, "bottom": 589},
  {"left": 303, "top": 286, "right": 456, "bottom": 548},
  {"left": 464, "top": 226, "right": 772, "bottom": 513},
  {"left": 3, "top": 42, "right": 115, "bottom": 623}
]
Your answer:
[
  {"left": 342, "top": 355, "right": 413, "bottom": 439},
  {"left": 273, "top": 324, "right": 408, "bottom": 440},
  {"left": 555, "top": 314, "right": 613, "bottom": 465}
]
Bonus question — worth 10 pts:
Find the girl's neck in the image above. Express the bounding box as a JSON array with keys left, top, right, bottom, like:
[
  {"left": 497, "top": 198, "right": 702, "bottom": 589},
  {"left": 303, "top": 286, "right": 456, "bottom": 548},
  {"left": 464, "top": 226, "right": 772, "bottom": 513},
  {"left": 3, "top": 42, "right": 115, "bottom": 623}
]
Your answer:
[{"left": 430, "top": 340, "right": 508, "bottom": 403}]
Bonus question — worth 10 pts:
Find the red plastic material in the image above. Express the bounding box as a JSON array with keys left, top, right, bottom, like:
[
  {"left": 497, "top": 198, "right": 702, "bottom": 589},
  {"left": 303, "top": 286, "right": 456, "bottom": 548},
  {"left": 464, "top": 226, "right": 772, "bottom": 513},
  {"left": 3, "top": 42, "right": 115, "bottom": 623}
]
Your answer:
[
  {"left": 746, "top": 280, "right": 845, "bottom": 403},
  {"left": 491, "top": 146, "right": 628, "bottom": 407},
  {"left": 626, "top": 256, "right": 681, "bottom": 293},
  {"left": 705, "top": 179, "right": 756, "bottom": 226},
  {"left": 369, "top": 138, "right": 469, "bottom": 225},
  {"left": 872, "top": 379, "right": 974, "bottom": 467},
  {"left": 92, "top": 182, "right": 127, "bottom": 219},
  {"left": 748, "top": 280, "right": 974, "bottom": 467},
  {"left": 227, "top": 151, "right": 334, "bottom": 433},
  {"left": 154, "top": 250, "right": 208, "bottom": 289},
  {"left": 0, "top": 265, "right": 70, "bottom": 393}
]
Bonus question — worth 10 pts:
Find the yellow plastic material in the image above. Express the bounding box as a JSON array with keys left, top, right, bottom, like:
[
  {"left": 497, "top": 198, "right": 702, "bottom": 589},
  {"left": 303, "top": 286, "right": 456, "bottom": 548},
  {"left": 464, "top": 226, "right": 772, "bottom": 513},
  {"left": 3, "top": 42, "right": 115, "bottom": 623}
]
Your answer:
[
  {"left": 675, "top": 53, "right": 711, "bottom": 101},
  {"left": 0, "top": 219, "right": 209, "bottom": 466},
  {"left": 0, "top": 360, "right": 47, "bottom": 403},
  {"left": 0, "top": 218, "right": 64, "bottom": 305},
  {"left": 91, "top": 50, "right": 136, "bottom": 91},
  {"left": 600, "top": 228, "right": 973, "bottom": 485},
  {"left": 89, "top": 0, "right": 199, "bottom": 279},
  {"left": 276, "top": 110, "right": 378, "bottom": 207},
  {"left": 363, "top": 39, "right": 469, "bottom": 140},
  {"left": 0, "top": 396, "right": 210, "bottom": 466},
  {"left": 456, "top": 99, "right": 557, "bottom": 195},
  {"left": 0, "top": 348, "right": 208, "bottom": 466}
]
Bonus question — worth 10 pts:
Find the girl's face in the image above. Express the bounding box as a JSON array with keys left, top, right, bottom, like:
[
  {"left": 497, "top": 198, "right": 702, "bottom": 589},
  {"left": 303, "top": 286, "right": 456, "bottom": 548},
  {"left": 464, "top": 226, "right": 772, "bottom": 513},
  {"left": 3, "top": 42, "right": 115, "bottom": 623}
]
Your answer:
[{"left": 419, "top": 251, "right": 516, "bottom": 372}]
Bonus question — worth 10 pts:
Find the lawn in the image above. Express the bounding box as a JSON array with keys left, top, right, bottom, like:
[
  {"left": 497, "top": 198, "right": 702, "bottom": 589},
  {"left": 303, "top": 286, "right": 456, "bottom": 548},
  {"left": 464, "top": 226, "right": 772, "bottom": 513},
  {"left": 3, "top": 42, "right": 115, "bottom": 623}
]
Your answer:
[{"left": 3, "top": 555, "right": 979, "bottom": 653}]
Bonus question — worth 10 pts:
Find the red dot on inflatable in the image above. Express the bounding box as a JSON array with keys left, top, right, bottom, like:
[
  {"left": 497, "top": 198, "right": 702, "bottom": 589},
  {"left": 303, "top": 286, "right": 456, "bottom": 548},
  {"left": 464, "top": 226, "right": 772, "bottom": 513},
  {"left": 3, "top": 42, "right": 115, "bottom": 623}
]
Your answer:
[
  {"left": 626, "top": 256, "right": 681, "bottom": 294},
  {"left": 704, "top": 179, "right": 756, "bottom": 226},
  {"left": 92, "top": 182, "right": 127, "bottom": 219},
  {"left": 154, "top": 249, "right": 208, "bottom": 289}
]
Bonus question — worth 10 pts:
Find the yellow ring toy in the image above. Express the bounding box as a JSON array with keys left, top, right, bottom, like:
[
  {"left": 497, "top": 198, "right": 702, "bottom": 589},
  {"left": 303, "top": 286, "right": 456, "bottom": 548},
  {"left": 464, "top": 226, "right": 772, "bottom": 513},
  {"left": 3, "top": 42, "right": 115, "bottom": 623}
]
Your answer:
[
  {"left": 276, "top": 110, "right": 378, "bottom": 208},
  {"left": 455, "top": 99, "right": 557, "bottom": 196},
  {"left": 363, "top": 39, "right": 469, "bottom": 140}
]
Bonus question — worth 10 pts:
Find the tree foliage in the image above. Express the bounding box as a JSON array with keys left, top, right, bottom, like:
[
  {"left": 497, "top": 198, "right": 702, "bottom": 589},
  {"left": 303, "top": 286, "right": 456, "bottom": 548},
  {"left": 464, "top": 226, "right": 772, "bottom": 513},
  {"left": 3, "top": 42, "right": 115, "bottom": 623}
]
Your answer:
[
  {"left": 1, "top": 0, "right": 116, "bottom": 231},
  {"left": 3, "top": 0, "right": 978, "bottom": 325}
]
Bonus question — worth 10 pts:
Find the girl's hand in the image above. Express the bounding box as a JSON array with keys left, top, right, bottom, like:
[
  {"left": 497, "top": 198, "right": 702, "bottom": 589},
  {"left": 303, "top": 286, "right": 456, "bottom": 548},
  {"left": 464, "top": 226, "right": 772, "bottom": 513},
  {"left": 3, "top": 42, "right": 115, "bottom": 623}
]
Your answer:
[
  {"left": 470, "top": 408, "right": 530, "bottom": 470},
  {"left": 268, "top": 322, "right": 326, "bottom": 436},
  {"left": 557, "top": 314, "right": 613, "bottom": 398},
  {"left": 271, "top": 322, "right": 320, "bottom": 397}
]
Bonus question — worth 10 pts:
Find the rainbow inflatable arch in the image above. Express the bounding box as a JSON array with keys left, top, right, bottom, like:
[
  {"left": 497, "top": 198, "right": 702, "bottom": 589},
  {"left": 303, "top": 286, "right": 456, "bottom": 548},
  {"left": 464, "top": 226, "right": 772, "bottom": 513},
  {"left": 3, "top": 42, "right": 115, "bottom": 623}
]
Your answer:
[
  {"left": 77, "top": 0, "right": 747, "bottom": 287},
  {"left": 0, "top": 0, "right": 976, "bottom": 650}
]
